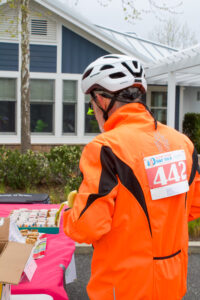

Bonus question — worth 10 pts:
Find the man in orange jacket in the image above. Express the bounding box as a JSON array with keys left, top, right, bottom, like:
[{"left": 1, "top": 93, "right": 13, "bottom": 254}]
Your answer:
[{"left": 63, "top": 54, "right": 200, "bottom": 300}]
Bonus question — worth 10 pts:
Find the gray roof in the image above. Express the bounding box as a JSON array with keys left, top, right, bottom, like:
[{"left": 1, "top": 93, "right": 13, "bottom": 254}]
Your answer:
[
  {"left": 0, "top": 0, "right": 178, "bottom": 64},
  {"left": 41, "top": 0, "right": 178, "bottom": 64},
  {"left": 95, "top": 25, "right": 178, "bottom": 63}
]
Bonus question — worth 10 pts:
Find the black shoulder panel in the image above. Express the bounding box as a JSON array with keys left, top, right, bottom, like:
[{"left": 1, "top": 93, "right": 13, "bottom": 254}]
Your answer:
[
  {"left": 79, "top": 145, "right": 152, "bottom": 235},
  {"left": 78, "top": 146, "right": 118, "bottom": 219},
  {"left": 101, "top": 146, "right": 152, "bottom": 235}
]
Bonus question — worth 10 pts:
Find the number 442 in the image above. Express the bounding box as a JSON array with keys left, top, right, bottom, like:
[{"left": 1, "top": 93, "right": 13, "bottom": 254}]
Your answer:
[{"left": 153, "top": 162, "right": 187, "bottom": 186}]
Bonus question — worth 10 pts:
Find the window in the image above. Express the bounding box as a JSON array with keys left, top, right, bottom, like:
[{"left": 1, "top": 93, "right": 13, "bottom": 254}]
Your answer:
[
  {"left": 31, "top": 19, "right": 47, "bottom": 36},
  {"left": 63, "top": 80, "right": 77, "bottom": 134},
  {"left": 85, "top": 95, "right": 100, "bottom": 134},
  {"left": 30, "top": 79, "right": 54, "bottom": 133},
  {"left": 0, "top": 78, "right": 16, "bottom": 133},
  {"left": 151, "top": 91, "right": 167, "bottom": 124}
]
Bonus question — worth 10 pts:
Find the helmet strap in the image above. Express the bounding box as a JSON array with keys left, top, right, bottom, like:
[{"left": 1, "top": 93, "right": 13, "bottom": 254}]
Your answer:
[
  {"left": 90, "top": 91, "right": 116, "bottom": 121},
  {"left": 103, "top": 97, "right": 116, "bottom": 121}
]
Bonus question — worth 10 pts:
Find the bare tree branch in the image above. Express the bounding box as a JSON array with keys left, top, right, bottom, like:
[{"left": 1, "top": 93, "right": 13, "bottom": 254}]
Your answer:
[
  {"left": 72, "top": 0, "right": 183, "bottom": 23},
  {"left": 148, "top": 17, "right": 198, "bottom": 49}
]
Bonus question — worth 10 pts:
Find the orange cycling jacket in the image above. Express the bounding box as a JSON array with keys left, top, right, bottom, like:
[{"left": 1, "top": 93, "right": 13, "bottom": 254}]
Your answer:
[{"left": 63, "top": 102, "right": 200, "bottom": 300}]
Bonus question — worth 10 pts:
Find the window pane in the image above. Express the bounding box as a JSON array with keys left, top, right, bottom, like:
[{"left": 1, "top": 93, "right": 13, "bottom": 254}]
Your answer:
[
  {"left": 31, "top": 104, "right": 53, "bottom": 132},
  {"left": 85, "top": 103, "right": 100, "bottom": 134},
  {"left": 0, "top": 101, "right": 15, "bottom": 132},
  {"left": 151, "top": 108, "right": 167, "bottom": 124},
  {"left": 63, "top": 103, "right": 76, "bottom": 133},
  {"left": 30, "top": 79, "right": 54, "bottom": 101},
  {"left": 63, "top": 81, "right": 77, "bottom": 103},
  {"left": 151, "top": 92, "right": 167, "bottom": 107},
  {"left": 0, "top": 79, "right": 16, "bottom": 100},
  {"left": 85, "top": 94, "right": 90, "bottom": 103}
]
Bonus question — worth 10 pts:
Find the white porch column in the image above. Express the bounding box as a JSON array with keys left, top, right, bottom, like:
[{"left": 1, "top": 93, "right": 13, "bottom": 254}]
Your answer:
[
  {"left": 179, "top": 86, "right": 185, "bottom": 132},
  {"left": 167, "top": 72, "right": 176, "bottom": 128}
]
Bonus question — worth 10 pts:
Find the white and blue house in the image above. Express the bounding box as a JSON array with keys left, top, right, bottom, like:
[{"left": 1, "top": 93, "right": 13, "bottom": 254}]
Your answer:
[{"left": 0, "top": 0, "right": 199, "bottom": 147}]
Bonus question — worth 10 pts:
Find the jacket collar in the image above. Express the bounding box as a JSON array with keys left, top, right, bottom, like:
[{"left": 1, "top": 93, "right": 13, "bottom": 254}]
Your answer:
[{"left": 103, "top": 102, "right": 154, "bottom": 132}]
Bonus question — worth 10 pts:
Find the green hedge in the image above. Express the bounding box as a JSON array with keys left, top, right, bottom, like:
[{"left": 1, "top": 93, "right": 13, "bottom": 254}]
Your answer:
[
  {"left": 0, "top": 145, "right": 82, "bottom": 190},
  {"left": 183, "top": 113, "right": 200, "bottom": 153},
  {"left": 188, "top": 219, "right": 200, "bottom": 239}
]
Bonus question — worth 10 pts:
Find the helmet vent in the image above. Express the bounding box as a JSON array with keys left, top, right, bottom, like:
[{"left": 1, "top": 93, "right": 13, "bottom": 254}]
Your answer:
[
  {"left": 100, "top": 65, "right": 114, "bottom": 71},
  {"left": 136, "top": 67, "right": 143, "bottom": 78},
  {"left": 82, "top": 68, "right": 93, "bottom": 80},
  {"left": 132, "top": 61, "right": 138, "bottom": 68},
  {"left": 109, "top": 72, "right": 126, "bottom": 79},
  {"left": 103, "top": 55, "right": 119, "bottom": 59},
  {"left": 122, "top": 62, "right": 143, "bottom": 78}
]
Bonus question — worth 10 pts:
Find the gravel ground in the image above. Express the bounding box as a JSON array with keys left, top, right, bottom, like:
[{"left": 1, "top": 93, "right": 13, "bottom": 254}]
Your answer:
[{"left": 65, "top": 253, "right": 200, "bottom": 300}]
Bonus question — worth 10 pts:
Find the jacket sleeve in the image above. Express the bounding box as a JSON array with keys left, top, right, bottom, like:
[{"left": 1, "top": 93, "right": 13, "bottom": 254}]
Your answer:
[
  {"left": 63, "top": 140, "right": 118, "bottom": 244},
  {"left": 188, "top": 148, "right": 200, "bottom": 221}
]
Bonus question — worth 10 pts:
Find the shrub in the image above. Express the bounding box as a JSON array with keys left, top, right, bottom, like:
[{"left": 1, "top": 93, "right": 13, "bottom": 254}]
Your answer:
[
  {"left": 188, "top": 219, "right": 200, "bottom": 239},
  {"left": 0, "top": 145, "right": 82, "bottom": 190},
  {"left": 0, "top": 147, "right": 7, "bottom": 185},
  {"left": 183, "top": 113, "right": 200, "bottom": 153},
  {"left": 45, "top": 145, "right": 82, "bottom": 185},
  {"left": 4, "top": 149, "right": 48, "bottom": 189}
]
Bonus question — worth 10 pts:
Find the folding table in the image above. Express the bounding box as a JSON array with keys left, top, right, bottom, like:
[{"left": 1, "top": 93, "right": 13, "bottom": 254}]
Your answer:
[{"left": 0, "top": 203, "right": 75, "bottom": 300}]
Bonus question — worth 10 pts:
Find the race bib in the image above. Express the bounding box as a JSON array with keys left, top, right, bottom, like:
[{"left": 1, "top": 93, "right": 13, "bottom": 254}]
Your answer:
[{"left": 144, "top": 150, "right": 189, "bottom": 200}]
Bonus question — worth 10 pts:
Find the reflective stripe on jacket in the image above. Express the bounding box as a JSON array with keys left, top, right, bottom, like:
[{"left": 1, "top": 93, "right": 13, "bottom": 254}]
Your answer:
[{"left": 63, "top": 102, "right": 200, "bottom": 300}]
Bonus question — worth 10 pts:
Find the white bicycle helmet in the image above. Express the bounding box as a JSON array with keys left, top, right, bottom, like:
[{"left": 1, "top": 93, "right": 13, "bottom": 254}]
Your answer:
[{"left": 81, "top": 54, "right": 147, "bottom": 94}]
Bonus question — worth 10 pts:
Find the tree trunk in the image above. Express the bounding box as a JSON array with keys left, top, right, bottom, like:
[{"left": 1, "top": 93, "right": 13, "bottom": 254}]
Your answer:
[{"left": 20, "top": 0, "right": 31, "bottom": 154}]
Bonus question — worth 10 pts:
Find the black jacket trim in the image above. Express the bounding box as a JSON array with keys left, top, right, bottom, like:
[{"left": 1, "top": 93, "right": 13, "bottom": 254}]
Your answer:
[
  {"left": 78, "top": 146, "right": 119, "bottom": 219},
  {"left": 189, "top": 148, "right": 199, "bottom": 185},
  {"left": 64, "top": 208, "right": 71, "bottom": 212},
  {"left": 79, "top": 146, "right": 152, "bottom": 236},
  {"left": 153, "top": 249, "right": 181, "bottom": 260}
]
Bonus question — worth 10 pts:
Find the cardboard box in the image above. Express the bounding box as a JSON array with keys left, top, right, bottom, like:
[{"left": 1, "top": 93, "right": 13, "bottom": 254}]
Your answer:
[{"left": 0, "top": 218, "right": 33, "bottom": 285}]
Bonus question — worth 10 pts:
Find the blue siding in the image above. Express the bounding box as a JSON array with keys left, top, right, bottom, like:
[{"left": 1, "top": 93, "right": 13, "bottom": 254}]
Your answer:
[
  {"left": 0, "top": 42, "right": 18, "bottom": 71},
  {"left": 30, "top": 45, "right": 57, "bottom": 73},
  {"left": 62, "top": 26, "right": 109, "bottom": 74}
]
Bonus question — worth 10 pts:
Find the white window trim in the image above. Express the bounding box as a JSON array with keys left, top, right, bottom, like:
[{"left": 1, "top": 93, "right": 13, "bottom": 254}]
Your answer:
[
  {"left": 0, "top": 77, "right": 18, "bottom": 135},
  {"left": 147, "top": 85, "right": 168, "bottom": 123},
  {"left": 147, "top": 85, "right": 167, "bottom": 107},
  {"left": 62, "top": 79, "right": 78, "bottom": 135},
  {"left": 30, "top": 78, "right": 55, "bottom": 135},
  {"left": 0, "top": 71, "right": 100, "bottom": 144},
  {"left": 0, "top": 13, "right": 101, "bottom": 144}
]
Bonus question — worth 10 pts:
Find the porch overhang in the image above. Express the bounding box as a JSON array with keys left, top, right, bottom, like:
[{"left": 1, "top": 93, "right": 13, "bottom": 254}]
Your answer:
[{"left": 145, "top": 44, "right": 200, "bottom": 128}]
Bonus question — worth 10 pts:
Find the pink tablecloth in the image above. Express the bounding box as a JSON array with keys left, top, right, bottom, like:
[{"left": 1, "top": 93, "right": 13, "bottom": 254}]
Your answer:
[{"left": 0, "top": 204, "right": 75, "bottom": 300}]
